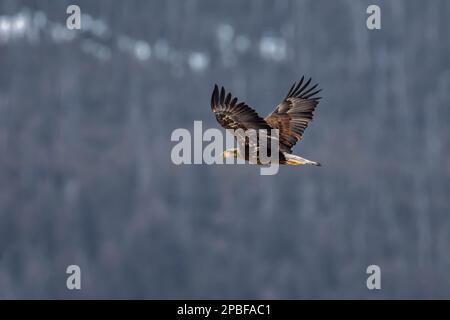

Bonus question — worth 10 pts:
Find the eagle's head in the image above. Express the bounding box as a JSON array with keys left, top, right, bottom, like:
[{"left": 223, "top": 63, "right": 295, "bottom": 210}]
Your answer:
[{"left": 223, "top": 148, "right": 238, "bottom": 159}]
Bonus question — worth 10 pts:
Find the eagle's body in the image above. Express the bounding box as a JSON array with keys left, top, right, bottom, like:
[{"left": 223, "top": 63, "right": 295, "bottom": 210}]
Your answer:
[{"left": 211, "top": 76, "right": 322, "bottom": 166}]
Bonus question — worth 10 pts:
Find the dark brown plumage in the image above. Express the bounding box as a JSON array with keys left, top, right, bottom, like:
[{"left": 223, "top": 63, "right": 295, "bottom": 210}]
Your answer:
[
  {"left": 211, "top": 77, "right": 322, "bottom": 166},
  {"left": 265, "top": 76, "right": 321, "bottom": 153},
  {"left": 211, "top": 85, "right": 272, "bottom": 132}
]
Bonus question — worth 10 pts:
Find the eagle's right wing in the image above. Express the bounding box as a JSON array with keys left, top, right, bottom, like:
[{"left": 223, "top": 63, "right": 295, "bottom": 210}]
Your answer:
[{"left": 265, "top": 77, "right": 322, "bottom": 153}]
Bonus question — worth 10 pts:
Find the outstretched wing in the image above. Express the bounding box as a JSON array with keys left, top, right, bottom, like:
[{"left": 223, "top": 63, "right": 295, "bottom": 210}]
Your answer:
[
  {"left": 265, "top": 77, "right": 322, "bottom": 153},
  {"left": 211, "top": 84, "right": 272, "bottom": 132},
  {"left": 211, "top": 85, "right": 275, "bottom": 157}
]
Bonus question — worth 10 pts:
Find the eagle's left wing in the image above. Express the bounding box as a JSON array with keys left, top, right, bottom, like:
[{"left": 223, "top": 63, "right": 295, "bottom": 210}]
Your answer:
[
  {"left": 211, "top": 85, "right": 275, "bottom": 157},
  {"left": 211, "top": 85, "right": 272, "bottom": 132}
]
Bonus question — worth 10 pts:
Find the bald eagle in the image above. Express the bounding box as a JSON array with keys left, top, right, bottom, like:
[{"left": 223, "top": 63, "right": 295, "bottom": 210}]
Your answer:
[{"left": 211, "top": 76, "right": 322, "bottom": 166}]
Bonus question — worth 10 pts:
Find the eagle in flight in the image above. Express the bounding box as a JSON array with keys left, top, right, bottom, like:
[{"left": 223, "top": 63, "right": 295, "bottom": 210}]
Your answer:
[{"left": 211, "top": 76, "right": 322, "bottom": 166}]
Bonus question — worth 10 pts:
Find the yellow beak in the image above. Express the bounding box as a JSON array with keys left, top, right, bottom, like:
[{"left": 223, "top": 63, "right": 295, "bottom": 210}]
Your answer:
[{"left": 223, "top": 150, "right": 234, "bottom": 158}]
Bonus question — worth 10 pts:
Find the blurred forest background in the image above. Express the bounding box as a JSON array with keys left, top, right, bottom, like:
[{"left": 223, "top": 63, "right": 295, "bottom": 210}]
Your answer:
[{"left": 0, "top": 0, "right": 449, "bottom": 299}]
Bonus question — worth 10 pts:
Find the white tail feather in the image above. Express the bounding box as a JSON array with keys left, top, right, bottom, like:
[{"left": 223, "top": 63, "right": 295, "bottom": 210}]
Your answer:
[{"left": 283, "top": 153, "right": 321, "bottom": 166}]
